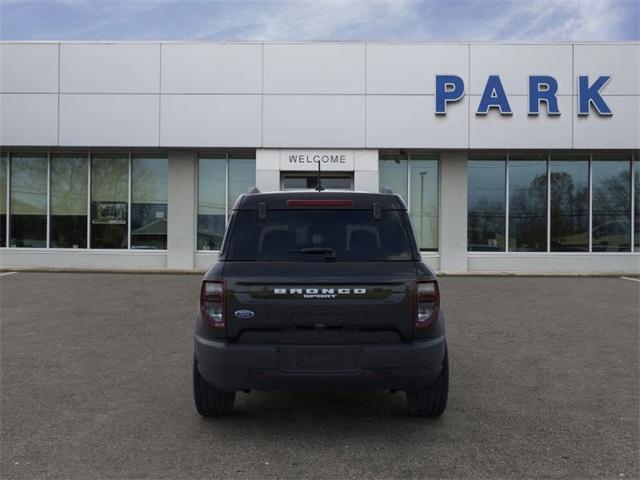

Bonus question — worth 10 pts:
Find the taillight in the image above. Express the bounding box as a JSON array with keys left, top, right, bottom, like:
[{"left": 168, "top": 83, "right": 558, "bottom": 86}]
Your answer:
[
  {"left": 415, "top": 280, "right": 440, "bottom": 328},
  {"left": 200, "top": 280, "right": 225, "bottom": 329}
]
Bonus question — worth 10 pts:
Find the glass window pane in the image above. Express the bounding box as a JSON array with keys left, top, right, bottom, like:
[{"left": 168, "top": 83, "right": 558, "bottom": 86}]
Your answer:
[
  {"left": 50, "top": 154, "right": 88, "bottom": 248},
  {"left": 468, "top": 159, "right": 506, "bottom": 251},
  {"left": 91, "top": 155, "right": 128, "bottom": 249},
  {"left": 198, "top": 156, "right": 226, "bottom": 250},
  {"left": 508, "top": 155, "right": 548, "bottom": 252},
  {"left": 10, "top": 154, "right": 47, "bottom": 248},
  {"left": 131, "top": 155, "right": 168, "bottom": 250},
  {"left": 592, "top": 154, "right": 631, "bottom": 252},
  {"left": 379, "top": 151, "right": 408, "bottom": 202},
  {"left": 282, "top": 174, "right": 352, "bottom": 191},
  {"left": 0, "top": 154, "right": 6, "bottom": 247},
  {"left": 550, "top": 155, "right": 589, "bottom": 252},
  {"left": 410, "top": 155, "right": 438, "bottom": 251},
  {"left": 227, "top": 156, "right": 256, "bottom": 215},
  {"left": 635, "top": 156, "right": 639, "bottom": 251}
]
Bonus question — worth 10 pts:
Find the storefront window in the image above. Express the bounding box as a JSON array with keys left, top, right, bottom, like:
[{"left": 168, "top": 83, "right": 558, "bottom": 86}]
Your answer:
[
  {"left": 379, "top": 151, "right": 408, "bottom": 200},
  {"left": 468, "top": 157, "right": 506, "bottom": 251},
  {"left": 197, "top": 153, "right": 256, "bottom": 251},
  {"left": 91, "top": 154, "right": 128, "bottom": 249},
  {"left": 592, "top": 154, "right": 631, "bottom": 252},
  {"left": 549, "top": 154, "right": 589, "bottom": 252},
  {"left": 409, "top": 154, "right": 438, "bottom": 251},
  {"left": 508, "top": 153, "right": 548, "bottom": 252},
  {"left": 10, "top": 154, "right": 47, "bottom": 248},
  {"left": 50, "top": 154, "right": 88, "bottom": 248},
  {"left": 131, "top": 155, "right": 168, "bottom": 249},
  {"left": 227, "top": 154, "right": 256, "bottom": 215},
  {"left": 197, "top": 156, "right": 226, "bottom": 250},
  {"left": 379, "top": 151, "right": 438, "bottom": 251},
  {"left": 0, "top": 154, "right": 7, "bottom": 247}
]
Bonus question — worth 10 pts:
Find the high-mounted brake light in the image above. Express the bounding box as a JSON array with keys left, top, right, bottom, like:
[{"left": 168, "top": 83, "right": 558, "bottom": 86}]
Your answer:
[
  {"left": 200, "top": 280, "right": 225, "bottom": 329},
  {"left": 287, "top": 199, "right": 353, "bottom": 207},
  {"left": 415, "top": 279, "right": 440, "bottom": 328}
]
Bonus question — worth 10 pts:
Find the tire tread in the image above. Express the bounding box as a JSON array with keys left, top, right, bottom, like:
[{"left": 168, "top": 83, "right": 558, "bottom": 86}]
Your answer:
[
  {"left": 406, "top": 347, "right": 449, "bottom": 417},
  {"left": 193, "top": 360, "right": 236, "bottom": 417}
]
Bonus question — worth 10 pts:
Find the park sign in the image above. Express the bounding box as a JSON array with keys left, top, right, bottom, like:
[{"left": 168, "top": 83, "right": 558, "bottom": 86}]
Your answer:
[{"left": 435, "top": 75, "right": 613, "bottom": 116}]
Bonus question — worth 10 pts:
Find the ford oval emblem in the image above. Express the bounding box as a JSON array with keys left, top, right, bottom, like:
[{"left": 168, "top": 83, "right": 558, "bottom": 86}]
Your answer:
[{"left": 234, "top": 309, "right": 255, "bottom": 319}]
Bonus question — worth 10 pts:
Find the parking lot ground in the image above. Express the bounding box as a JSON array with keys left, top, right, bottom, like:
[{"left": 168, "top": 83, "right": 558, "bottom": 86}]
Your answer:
[{"left": 1, "top": 273, "right": 638, "bottom": 480}]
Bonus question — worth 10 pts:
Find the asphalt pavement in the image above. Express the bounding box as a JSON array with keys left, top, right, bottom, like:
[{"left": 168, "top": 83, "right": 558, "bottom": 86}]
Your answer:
[{"left": 1, "top": 273, "right": 638, "bottom": 479}]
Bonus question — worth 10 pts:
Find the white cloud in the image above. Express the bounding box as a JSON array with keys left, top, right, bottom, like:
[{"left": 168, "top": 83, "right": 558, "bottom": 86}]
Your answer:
[{"left": 0, "top": 0, "right": 637, "bottom": 41}]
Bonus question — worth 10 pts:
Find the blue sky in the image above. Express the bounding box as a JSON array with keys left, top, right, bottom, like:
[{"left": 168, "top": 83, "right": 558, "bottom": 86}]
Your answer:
[{"left": 0, "top": 0, "right": 638, "bottom": 41}]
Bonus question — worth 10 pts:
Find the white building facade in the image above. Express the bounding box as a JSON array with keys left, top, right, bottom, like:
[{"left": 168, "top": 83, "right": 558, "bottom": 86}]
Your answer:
[{"left": 0, "top": 41, "right": 638, "bottom": 273}]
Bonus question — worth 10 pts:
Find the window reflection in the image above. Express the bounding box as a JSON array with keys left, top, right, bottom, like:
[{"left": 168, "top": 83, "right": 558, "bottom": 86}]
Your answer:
[
  {"left": 550, "top": 155, "right": 589, "bottom": 252},
  {"left": 131, "top": 156, "right": 168, "bottom": 249},
  {"left": 197, "top": 156, "right": 226, "bottom": 250},
  {"left": 409, "top": 155, "right": 438, "bottom": 251},
  {"left": 379, "top": 151, "right": 439, "bottom": 251},
  {"left": 379, "top": 151, "right": 408, "bottom": 200},
  {"left": 50, "top": 155, "right": 88, "bottom": 248},
  {"left": 228, "top": 154, "right": 256, "bottom": 215},
  {"left": 0, "top": 154, "right": 6, "bottom": 247},
  {"left": 508, "top": 155, "right": 547, "bottom": 252},
  {"left": 197, "top": 154, "right": 256, "bottom": 251},
  {"left": 592, "top": 155, "right": 631, "bottom": 252},
  {"left": 91, "top": 155, "right": 128, "bottom": 249},
  {"left": 468, "top": 158, "right": 506, "bottom": 251},
  {"left": 10, "top": 154, "right": 47, "bottom": 248}
]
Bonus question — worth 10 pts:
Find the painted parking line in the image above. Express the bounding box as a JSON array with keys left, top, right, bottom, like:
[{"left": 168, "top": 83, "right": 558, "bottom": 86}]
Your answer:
[
  {"left": 0, "top": 272, "right": 18, "bottom": 277},
  {"left": 620, "top": 277, "right": 640, "bottom": 283}
]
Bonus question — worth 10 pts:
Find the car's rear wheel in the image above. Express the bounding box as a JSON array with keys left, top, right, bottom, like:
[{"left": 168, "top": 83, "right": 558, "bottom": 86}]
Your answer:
[
  {"left": 405, "top": 346, "right": 448, "bottom": 417},
  {"left": 193, "top": 359, "right": 236, "bottom": 417}
]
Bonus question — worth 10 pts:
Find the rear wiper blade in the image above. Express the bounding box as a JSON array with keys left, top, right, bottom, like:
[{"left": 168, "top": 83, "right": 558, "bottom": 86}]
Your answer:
[{"left": 287, "top": 247, "right": 336, "bottom": 259}]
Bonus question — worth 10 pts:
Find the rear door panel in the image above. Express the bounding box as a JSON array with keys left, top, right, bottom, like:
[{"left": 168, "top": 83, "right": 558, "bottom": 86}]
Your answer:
[{"left": 223, "top": 261, "right": 417, "bottom": 344}]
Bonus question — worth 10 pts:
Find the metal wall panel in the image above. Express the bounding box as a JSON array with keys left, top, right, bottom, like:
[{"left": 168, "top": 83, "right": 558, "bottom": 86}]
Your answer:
[
  {"left": 0, "top": 44, "right": 59, "bottom": 93},
  {"left": 60, "top": 43, "right": 160, "bottom": 93},
  {"left": 367, "top": 43, "right": 468, "bottom": 94},
  {"left": 366, "top": 95, "right": 469, "bottom": 148},
  {"left": 574, "top": 44, "right": 640, "bottom": 95},
  {"left": 161, "top": 43, "right": 262, "bottom": 93},
  {"left": 263, "top": 95, "right": 365, "bottom": 147},
  {"left": 469, "top": 95, "right": 573, "bottom": 149},
  {"left": 573, "top": 95, "right": 640, "bottom": 148},
  {"left": 59, "top": 94, "right": 159, "bottom": 146},
  {"left": 470, "top": 44, "right": 573, "bottom": 95},
  {"left": 0, "top": 42, "right": 638, "bottom": 149},
  {"left": 263, "top": 43, "right": 365, "bottom": 94},
  {"left": 0, "top": 93, "right": 58, "bottom": 145},
  {"left": 161, "top": 94, "right": 261, "bottom": 146}
]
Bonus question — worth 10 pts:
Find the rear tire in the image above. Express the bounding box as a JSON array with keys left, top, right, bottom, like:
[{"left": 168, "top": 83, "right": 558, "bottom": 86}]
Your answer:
[
  {"left": 193, "top": 359, "right": 236, "bottom": 417},
  {"left": 405, "top": 346, "right": 449, "bottom": 417}
]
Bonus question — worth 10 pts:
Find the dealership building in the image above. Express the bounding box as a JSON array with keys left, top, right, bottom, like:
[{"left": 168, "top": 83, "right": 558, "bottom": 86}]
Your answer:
[{"left": 0, "top": 41, "right": 638, "bottom": 273}]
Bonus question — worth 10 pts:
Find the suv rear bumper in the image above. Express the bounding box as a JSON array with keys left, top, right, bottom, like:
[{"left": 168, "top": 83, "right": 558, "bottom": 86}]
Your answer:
[{"left": 194, "top": 335, "right": 446, "bottom": 392}]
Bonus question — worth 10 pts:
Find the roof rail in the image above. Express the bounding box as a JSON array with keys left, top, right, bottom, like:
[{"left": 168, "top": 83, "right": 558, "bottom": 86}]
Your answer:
[
  {"left": 247, "top": 187, "right": 261, "bottom": 194},
  {"left": 379, "top": 187, "right": 393, "bottom": 194}
]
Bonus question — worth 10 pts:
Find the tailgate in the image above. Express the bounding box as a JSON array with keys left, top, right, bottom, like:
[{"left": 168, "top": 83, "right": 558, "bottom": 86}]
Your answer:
[{"left": 223, "top": 261, "right": 417, "bottom": 344}]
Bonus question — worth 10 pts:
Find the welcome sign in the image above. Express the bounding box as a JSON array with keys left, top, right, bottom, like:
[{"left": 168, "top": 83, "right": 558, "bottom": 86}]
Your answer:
[{"left": 279, "top": 150, "right": 355, "bottom": 171}]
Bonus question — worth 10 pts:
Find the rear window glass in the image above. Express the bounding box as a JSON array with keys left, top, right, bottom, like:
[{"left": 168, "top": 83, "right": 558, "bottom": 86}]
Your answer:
[{"left": 225, "top": 210, "right": 414, "bottom": 261}]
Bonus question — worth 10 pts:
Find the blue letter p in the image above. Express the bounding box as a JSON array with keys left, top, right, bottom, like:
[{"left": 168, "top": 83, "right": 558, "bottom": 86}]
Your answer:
[{"left": 435, "top": 75, "right": 464, "bottom": 115}]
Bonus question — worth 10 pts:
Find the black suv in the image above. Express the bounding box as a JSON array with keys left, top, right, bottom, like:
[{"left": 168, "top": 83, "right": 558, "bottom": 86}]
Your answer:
[{"left": 193, "top": 190, "right": 448, "bottom": 417}]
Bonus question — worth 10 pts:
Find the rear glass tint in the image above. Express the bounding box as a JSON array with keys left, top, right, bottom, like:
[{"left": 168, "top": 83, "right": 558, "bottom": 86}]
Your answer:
[{"left": 226, "top": 210, "right": 414, "bottom": 261}]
